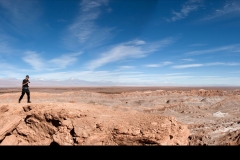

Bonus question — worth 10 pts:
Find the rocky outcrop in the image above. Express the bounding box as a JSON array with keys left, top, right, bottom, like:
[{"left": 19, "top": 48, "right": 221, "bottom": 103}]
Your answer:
[
  {"left": 0, "top": 103, "right": 190, "bottom": 145},
  {"left": 112, "top": 117, "right": 189, "bottom": 145},
  {"left": 0, "top": 115, "right": 22, "bottom": 141},
  {"left": 190, "top": 89, "right": 224, "bottom": 96},
  {"left": 198, "top": 89, "right": 223, "bottom": 96},
  {"left": 217, "top": 130, "right": 240, "bottom": 145}
]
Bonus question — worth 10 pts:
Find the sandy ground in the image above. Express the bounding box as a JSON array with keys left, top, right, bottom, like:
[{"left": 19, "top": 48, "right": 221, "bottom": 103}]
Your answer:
[{"left": 0, "top": 87, "right": 240, "bottom": 145}]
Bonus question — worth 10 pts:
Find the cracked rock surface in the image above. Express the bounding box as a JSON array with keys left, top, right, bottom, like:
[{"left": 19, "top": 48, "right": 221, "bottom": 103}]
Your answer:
[{"left": 0, "top": 103, "right": 189, "bottom": 145}]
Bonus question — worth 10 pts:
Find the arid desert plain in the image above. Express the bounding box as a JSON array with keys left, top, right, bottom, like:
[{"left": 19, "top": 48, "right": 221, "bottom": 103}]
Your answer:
[{"left": 1, "top": 86, "right": 240, "bottom": 145}]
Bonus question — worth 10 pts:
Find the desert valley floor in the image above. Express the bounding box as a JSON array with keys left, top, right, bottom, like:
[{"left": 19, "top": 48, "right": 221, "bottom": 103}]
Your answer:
[{"left": 0, "top": 86, "right": 240, "bottom": 145}]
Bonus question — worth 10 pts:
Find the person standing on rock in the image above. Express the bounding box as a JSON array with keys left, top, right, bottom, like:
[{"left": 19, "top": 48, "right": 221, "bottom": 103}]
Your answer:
[{"left": 19, "top": 75, "right": 31, "bottom": 103}]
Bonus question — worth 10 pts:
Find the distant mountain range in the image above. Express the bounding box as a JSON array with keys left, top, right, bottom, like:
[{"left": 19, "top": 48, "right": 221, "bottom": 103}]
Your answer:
[
  {"left": 0, "top": 77, "right": 143, "bottom": 87},
  {"left": 0, "top": 77, "right": 238, "bottom": 87}
]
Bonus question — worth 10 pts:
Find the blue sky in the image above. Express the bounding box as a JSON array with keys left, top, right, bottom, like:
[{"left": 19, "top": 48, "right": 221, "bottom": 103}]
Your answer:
[{"left": 0, "top": 0, "right": 240, "bottom": 86}]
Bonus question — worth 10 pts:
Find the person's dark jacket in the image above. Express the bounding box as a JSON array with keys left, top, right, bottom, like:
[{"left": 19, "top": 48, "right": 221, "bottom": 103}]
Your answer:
[{"left": 22, "top": 79, "right": 29, "bottom": 88}]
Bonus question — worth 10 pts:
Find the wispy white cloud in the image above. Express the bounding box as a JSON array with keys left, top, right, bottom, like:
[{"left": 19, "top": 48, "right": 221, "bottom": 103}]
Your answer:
[
  {"left": 144, "top": 64, "right": 160, "bottom": 68},
  {"left": 66, "top": 0, "right": 112, "bottom": 49},
  {"left": 68, "top": 12, "right": 100, "bottom": 43},
  {"left": 86, "top": 38, "right": 174, "bottom": 70},
  {"left": 116, "top": 66, "right": 136, "bottom": 71},
  {"left": 22, "top": 51, "right": 82, "bottom": 71},
  {"left": 48, "top": 52, "right": 82, "bottom": 69},
  {"left": 23, "top": 51, "right": 45, "bottom": 70},
  {"left": 144, "top": 61, "right": 173, "bottom": 67},
  {"left": 164, "top": 73, "right": 190, "bottom": 76},
  {"left": 172, "top": 62, "right": 240, "bottom": 69},
  {"left": 206, "top": 62, "right": 240, "bottom": 66},
  {"left": 126, "top": 39, "right": 146, "bottom": 45},
  {"left": 182, "top": 58, "right": 195, "bottom": 61},
  {"left": 201, "top": 0, "right": 240, "bottom": 21},
  {"left": 87, "top": 45, "right": 145, "bottom": 70},
  {"left": 172, "top": 63, "right": 203, "bottom": 69},
  {"left": 80, "top": 0, "right": 108, "bottom": 12},
  {"left": 167, "top": 0, "right": 204, "bottom": 22},
  {"left": 185, "top": 44, "right": 240, "bottom": 55}
]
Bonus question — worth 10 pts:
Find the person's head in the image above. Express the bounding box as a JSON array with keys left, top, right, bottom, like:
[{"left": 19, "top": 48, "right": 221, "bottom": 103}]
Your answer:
[{"left": 26, "top": 75, "right": 29, "bottom": 80}]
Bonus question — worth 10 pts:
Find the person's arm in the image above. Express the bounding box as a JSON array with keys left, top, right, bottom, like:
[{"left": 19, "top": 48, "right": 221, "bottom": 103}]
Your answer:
[{"left": 22, "top": 80, "right": 29, "bottom": 86}]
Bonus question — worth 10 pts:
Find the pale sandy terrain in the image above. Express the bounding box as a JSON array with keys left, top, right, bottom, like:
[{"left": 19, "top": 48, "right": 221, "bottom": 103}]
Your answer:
[{"left": 0, "top": 87, "right": 240, "bottom": 145}]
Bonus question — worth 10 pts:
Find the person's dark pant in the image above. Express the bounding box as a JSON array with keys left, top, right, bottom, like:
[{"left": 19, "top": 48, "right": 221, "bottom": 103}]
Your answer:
[{"left": 19, "top": 89, "right": 30, "bottom": 102}]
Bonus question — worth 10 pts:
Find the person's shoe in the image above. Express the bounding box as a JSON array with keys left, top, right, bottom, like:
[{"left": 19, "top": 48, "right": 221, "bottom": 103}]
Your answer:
[
  {"left": 27, "top": 101, "right": 31, "bottom": 103},
  {"left": 19, "top": 99, "right": 21, "bottom": 103}
]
